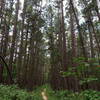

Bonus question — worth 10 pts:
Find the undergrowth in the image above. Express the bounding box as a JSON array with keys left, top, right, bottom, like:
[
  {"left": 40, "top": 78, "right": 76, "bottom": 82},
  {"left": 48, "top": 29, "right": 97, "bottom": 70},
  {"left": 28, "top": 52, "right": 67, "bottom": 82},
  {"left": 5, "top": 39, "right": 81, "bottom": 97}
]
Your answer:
[{"left": 0, "top": 84, "right": 100, "bottom": 100}]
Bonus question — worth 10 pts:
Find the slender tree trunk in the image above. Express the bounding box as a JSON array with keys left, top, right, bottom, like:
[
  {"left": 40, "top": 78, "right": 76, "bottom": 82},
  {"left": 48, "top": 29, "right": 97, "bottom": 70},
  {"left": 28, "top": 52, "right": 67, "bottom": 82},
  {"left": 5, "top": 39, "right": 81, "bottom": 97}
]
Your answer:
[
  {"left": 20, "top": 22, "right": 29, "bottom": 87},
  {"left": 86, "top": 19, "right": 95, "bottom": 58},
  {"left": 0, "top": 0, "right": 6, "bottom": 83},
  {"left": 70, "top": 5, "right": 77, "bottom": 63},
  {"left": 70, "top": 0, "right": 88, "bottom": 61},
  {"left": 69, "top": 3, "right": 79, "bottom": 91},
  {"left": 61, "top": 0, "right": 67, "bottom": 69},
  {"left": 9, "top": 0, "right": 20, "bottom": 71},
  {"left": 17, "top": 0, "right": 27, "bottom": 85}
]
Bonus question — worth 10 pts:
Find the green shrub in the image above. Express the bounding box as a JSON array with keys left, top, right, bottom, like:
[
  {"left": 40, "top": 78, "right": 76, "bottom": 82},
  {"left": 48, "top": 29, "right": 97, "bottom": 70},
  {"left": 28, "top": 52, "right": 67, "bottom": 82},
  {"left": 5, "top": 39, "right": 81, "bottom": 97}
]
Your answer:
[
  {"left": 0, "top": 85, "right": 34, "bottom": 100},
  {"left": 61, "top": 57, "right": 100, "bottom": 85}
]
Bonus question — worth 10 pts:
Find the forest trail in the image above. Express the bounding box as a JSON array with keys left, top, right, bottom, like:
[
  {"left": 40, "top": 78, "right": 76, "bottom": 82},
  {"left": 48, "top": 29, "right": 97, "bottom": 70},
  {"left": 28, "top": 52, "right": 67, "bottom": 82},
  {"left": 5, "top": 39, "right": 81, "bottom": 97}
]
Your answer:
[{"left": 41, "top": 89, "right": 48, "bottom": 100}]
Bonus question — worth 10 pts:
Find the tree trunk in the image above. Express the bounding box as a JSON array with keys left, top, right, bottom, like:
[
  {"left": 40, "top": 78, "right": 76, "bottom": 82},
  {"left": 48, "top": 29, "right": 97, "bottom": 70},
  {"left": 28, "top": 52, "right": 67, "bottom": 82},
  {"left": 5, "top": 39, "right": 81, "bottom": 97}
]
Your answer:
[
  {"left": 70, "top": 0, "right": 88, "bottom": 61},
  {"left": 9, "top": 0, "right": 20, "bottom": 71}
]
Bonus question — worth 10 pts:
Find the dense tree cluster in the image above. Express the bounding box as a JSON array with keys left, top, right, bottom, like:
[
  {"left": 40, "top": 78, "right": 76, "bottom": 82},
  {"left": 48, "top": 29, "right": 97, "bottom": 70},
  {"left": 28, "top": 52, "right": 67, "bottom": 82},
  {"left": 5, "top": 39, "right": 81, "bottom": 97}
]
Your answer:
[{"left": 0, "top": 0, "right": 100, "bottom": 91}]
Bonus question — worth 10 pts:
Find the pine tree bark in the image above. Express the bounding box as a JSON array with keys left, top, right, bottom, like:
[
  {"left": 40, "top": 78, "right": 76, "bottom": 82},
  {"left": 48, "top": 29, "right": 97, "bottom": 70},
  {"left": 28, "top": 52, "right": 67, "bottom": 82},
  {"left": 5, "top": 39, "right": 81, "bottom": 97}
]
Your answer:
[
  {"left": 17, "top": 0, "right": 27, "bottom": 85},
  {"left": 70, "top": 0, "right": 88, "bottom": 61},
  {"left": 9, "top": 0, "right": 20, "bottom": 71},
  {"left": 61, "top": 0, "right": 67, "bottom": 69}
]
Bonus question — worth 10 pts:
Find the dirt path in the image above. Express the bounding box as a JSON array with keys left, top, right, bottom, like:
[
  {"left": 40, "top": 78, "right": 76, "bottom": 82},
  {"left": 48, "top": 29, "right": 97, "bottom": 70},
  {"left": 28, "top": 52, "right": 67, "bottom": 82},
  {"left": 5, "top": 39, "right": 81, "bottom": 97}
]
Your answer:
[{"left": 41, "top": 89, "right": 48, "bottom": 100}]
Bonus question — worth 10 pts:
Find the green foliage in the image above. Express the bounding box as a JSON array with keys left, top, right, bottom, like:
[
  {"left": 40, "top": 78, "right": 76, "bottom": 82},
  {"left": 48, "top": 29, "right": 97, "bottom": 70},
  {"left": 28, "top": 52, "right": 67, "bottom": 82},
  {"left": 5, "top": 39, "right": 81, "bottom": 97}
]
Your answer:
[
  {"left": 61, "top": 70, "right": 76, "bottom": 77},
  {"left": 61, "top": 57, "right": 100, "bottom": 85},
  {"left": 79, "top": 77, "right": 99, "bottom": 85},
  {"left": 0, "top": 85, "right": 34, "bottom": 100},
  {"left": 55, "top": 90, "right": 100, "bottom": 100},
  {"left": 79, "top": 90, "right": 100, "bottom": 100},
  {"left": 0, "top": 85, "right": 100, "bottom": 100},
  {"left": 55, "top": 90, "right": 72, "bottom": 100}
]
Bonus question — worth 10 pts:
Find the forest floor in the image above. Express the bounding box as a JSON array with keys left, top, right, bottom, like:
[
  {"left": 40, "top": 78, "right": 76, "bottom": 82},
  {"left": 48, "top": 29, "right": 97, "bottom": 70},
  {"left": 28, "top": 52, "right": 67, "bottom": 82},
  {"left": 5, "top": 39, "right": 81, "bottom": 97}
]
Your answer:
[{"left": 0, "top": 84, "right": 100, "bottom": 100}]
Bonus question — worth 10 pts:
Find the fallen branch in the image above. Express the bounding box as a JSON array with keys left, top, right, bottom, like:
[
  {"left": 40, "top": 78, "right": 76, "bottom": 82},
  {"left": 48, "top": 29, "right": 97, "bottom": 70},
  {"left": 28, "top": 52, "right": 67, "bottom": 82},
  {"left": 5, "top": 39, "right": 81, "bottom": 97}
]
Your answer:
[{"left": 0, "top": 55, "right": 14, "bottom": 84}]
